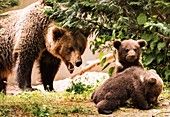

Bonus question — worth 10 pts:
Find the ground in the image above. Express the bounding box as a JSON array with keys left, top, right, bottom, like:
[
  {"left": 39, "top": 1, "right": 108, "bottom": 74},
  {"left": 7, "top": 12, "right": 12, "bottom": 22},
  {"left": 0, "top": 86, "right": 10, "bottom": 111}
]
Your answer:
[{"left": 4, "top": 72, "right": 170, "bottom": 117}]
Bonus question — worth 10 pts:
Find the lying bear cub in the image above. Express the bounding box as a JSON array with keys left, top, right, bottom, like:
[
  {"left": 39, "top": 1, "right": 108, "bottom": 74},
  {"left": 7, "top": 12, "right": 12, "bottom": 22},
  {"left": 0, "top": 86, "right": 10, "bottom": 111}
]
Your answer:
[{"left": 91, "top": 66, "right": 163, "bottom": 114}]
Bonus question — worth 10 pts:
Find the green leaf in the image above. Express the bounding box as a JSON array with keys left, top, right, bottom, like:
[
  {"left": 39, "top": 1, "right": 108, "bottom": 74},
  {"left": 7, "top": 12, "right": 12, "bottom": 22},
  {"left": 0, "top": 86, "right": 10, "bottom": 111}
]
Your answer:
[
  {"left": 143, "top": 54, "right": 156, "bottom": 66},
  {"left": 99, "top": 52, "right": 104, "bottom": 60},
  {"left": 152, "top": 36, "right": 159, "bottom": 43},
  {"left": 157, "top": 42, "right": 166, "bottom": 51},
  {"left": 96, "top": 38, "right": 102, "bottom": 42},
  {"left": 144, "top": 21, "right": 154, "bottom": 28},
  {"left": 150, "top": 41, "right": 157, "bottom": 50},
  {"left": 101, "top": 57, "right": 106, "bottom": 67},
  {"left": 167, "top": 50, "right": 170, "bottom": 56},
  {"left": 137, "top": 13, "right": 147, "bottom": 25},
  {"left": 108, "top": 67, "right": 114, "bottom": 77},
  {"left": 129, "top": 2, "right": 141, "bottom": 6},
  {"left": 148, "top": 34, "right": 158, "bottom": 42},
  {"left": 155, "top": 48, "right": 160, "bottom": 54},
  {"left": 165, "top": 69, "right": 170, "bottom": 76},
  {"left": 145, "top": 48, "right": 152, "bottom": 54},
  {"left": 156, "top": 53, "right": 164, "bottom": 63},
  {"left": 141, "top": 33, "right": 150, "bottom": 41}
]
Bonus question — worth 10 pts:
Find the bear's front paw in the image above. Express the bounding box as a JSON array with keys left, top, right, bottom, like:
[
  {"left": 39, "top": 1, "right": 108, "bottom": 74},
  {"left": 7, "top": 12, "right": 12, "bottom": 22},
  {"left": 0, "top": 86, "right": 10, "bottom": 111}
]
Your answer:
[{"left": 98, "top": 108, "right": 113, "bottom": 115}]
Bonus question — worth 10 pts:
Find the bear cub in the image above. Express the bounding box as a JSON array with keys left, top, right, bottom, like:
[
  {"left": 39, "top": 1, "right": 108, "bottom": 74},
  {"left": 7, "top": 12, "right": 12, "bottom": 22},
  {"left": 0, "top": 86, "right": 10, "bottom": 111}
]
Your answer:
[
  {"left": 91, "top": 66, "right": 163, "bottom": 114},
  {"left": 113, "top": 39, "right": 147, "bottom": 74}
]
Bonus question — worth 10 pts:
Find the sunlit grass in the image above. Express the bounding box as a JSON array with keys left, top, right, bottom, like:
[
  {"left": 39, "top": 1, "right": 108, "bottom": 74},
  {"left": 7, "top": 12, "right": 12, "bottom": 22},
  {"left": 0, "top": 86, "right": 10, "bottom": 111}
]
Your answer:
[
  {"left": 0, "top": 90, "right": 97, "bottom": 117},
  {"left": 0, "top": 82, "right": 169, "bottom": 117},
  {"left": 159, "top": 82, "right": 170, "bottom": 101}
]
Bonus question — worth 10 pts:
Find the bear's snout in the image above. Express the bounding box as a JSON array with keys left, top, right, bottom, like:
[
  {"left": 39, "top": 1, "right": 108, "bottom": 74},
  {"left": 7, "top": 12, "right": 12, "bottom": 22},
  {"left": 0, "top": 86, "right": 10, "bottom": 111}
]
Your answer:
[
  {"left": 75, "top": 59, "right": 82, "bottom": 67},
  {"left": 147, "top": 97, "right": 158, "bottom": 105},
  {"left": 126, "top": 50, "right": 137, "bottom": 62},
  {"left": 67, "top": 62, "right": 74, "bottom": 74}
]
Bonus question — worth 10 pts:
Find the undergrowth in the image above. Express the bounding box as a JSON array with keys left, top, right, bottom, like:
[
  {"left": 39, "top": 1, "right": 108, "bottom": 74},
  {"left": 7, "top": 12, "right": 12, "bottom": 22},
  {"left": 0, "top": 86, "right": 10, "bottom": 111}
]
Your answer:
[
  {"left": 0, "top": 82, "right": 169, "bottom": 117},
  {"left": 0, "top": 90, "right": 96, "bottom": 117}
]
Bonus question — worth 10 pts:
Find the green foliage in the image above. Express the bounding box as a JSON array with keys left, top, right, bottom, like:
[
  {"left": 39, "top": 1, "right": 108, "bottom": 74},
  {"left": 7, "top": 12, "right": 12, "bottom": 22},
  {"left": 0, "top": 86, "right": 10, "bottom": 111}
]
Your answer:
[
  {"left": 137, "top": 13, "right": 147, "bottom": 25},
  {"left": 66, "top": 81, "right": 93, "bottom": 94},
  {"left": 0, "top": 0, "right": 18, "bottom": 12},
  {"left": 32, "top": 104, "right": 50, "bottom": 117},
  {"left": 44, "top": 0, "right": 170, "bottom": 82}
]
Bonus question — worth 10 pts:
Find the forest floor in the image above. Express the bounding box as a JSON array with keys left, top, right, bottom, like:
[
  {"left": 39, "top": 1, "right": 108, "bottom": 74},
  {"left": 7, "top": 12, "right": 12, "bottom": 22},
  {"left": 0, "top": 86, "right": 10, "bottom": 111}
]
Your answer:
[{"left": 3, "top": 72, "right": 170, "bottom": 117}]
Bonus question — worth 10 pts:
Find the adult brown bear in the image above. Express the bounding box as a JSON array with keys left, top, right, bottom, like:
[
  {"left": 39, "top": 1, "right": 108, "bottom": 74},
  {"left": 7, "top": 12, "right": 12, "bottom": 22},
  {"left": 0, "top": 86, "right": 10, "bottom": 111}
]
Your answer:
[{"left": 0, "top": 0, "right": 88, "bottom": 93}]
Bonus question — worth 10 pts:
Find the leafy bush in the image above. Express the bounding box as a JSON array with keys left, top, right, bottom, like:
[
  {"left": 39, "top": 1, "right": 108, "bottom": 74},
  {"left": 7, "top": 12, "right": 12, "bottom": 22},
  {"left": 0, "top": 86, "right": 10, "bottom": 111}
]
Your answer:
[
  {"left": 0, "top": 0, "right": 18, "bottom": 12},
  {"left": 44, "top": 0, "right": 170, "bottom": 82},
  {"left": 66, "top": 81, "right": 93, "bottom": 94}
]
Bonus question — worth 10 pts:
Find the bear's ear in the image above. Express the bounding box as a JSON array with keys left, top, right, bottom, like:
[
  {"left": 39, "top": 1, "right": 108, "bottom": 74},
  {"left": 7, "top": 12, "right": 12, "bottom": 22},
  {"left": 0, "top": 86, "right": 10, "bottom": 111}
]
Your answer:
[
  {"left": 137, "top": 39, "right": 147, "bottom": 48},
  {"left": 113, "top": 40, "right": 121, "bottom": 49},
  {"left": 52, "top": 27, "right": 66, "bottom": 40},
  {"left": 148, "top": 77, "right": 157, "bottom": 85}
]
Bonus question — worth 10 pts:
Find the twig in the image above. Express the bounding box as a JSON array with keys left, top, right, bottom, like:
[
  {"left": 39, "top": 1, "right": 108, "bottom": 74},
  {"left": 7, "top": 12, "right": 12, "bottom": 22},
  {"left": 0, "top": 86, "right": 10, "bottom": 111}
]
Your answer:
[
  {"left": 152, "top": 112, "right": 170, "bottom": 117},
  {"left": 0, "top": 12, "right": 9, "bottom": 18}
]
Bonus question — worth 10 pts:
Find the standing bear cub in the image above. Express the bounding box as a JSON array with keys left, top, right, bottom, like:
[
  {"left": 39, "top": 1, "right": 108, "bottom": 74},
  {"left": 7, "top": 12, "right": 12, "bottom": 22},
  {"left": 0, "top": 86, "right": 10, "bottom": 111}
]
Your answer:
[
  {"left": 91, "top": 66, "right": 163, "bottom": 114},
  {"left": 113, "top": 39, "right": 147, "bottom": 74},
  {"left": 0, "top": 0, "right": 87, "bottom": 93}
]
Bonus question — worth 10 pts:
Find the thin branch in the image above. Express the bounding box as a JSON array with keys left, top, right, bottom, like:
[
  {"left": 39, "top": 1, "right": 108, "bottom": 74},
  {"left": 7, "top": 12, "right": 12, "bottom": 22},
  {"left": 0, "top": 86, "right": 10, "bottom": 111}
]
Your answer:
[{"left": 152, "top": 112, "right": 170, "bottom": 117}]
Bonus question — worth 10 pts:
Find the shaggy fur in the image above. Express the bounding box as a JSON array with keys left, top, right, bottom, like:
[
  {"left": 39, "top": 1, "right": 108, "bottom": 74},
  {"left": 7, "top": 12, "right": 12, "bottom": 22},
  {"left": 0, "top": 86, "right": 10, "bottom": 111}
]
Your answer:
[
  {"left": 113, "top": 39, "right": 147, "bottom": 75},
  {"left": 91, "top": 66, "right": 163, "bottom": 114},
  {"left": 0, "top": 1, "right": 87, "bottom": 93}
]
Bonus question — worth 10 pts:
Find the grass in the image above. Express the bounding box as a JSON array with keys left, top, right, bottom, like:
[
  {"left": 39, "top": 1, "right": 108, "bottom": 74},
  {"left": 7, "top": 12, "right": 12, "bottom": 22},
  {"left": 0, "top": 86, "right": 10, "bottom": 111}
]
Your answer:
[
  {"left": 0, "top": 83, "right": 169, "bottom": 117},
  {"left": 0, "top": 90, "right": 97, "bottom": 117}
]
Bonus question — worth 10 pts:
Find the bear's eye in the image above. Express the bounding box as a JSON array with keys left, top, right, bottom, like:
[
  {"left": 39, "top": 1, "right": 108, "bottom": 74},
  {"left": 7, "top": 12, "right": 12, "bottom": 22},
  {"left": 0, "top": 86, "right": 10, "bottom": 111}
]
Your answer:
[
  {"left": 125, "top": 49, "right": 129, "bottom": 52},
  {"left": 80, "top": 48, "right": 83, "bottom": 54},
  {"left": 134, "top": 49, "right": 137, "bottom": 52},
  {"left": 68, "top": 47, "right": 74, "bottom": 52}
]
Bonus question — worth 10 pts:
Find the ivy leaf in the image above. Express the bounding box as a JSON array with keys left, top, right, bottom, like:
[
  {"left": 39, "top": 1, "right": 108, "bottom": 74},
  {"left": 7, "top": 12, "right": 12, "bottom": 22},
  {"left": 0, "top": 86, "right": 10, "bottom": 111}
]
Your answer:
[
  {"left": 150, "top": 41, "right": 157, "bottom": 50},
  {"left": 155, "top": 48, "right": 160, "bottom": 54},
  {"left": 165, "top": 69, "right": 170, "bottom": 80},
  {"left": 167, "top": 50, "right": 170, "bottom": 56},
  {"left": 157, "top": 42, "right": 166, "bottom": 51},
  {"left": 129, "top": 2, "right": 141, "bottom": 6},
  {"left": 156, "top": 53, "right": 164, "bottom": 63},
  {"left": 145, "top": 48, "right": 152, "bottom": 54},
  {"left": 99, "top": 52, "right": 104, "bottom": 60},
  {"left": 141, "top": 33, "right": 151, "bottom": 41},
  {"left": 137, "top": 13, "right": 147, "bottom": 25},
  {"left": 108, "top": 67, "right": 114, "bottom": 77},
  {"left": 101, "top": 57, "right": 106, "bottom": 67},
  {"left": 152, "top": 35, "right": 159, "bottom": 43},
  {"left": 143, "top": 54, "right": 156, "bottom": 66},
  {"left": 96, "top": 38, "right": 102, "bottom": 42}
]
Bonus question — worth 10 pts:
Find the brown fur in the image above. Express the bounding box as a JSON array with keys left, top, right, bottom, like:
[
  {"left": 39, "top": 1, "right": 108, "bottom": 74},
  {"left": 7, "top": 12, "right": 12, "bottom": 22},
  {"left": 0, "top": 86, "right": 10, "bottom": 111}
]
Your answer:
[
  {"left": 39, "top": 25, "right": 87, "bottom": 91},
  {"left": 91, "top": 66, "right": 163, "bottom": 114},
  {"left": 0, "top": 1, "right": 87, "bottom": 93},
  {"left": 113, "top": 39, "right": 147, "bottom": 75}
]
